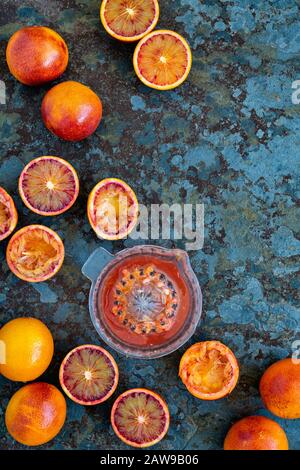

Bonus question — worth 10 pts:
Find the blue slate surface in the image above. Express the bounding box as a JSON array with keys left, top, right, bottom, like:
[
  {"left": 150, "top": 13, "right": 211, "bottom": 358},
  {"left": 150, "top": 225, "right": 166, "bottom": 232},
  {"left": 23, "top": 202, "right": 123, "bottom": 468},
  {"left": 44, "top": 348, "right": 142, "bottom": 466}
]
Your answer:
[{"left": 0, "top": 0, "right": 299, "bottom": 450}]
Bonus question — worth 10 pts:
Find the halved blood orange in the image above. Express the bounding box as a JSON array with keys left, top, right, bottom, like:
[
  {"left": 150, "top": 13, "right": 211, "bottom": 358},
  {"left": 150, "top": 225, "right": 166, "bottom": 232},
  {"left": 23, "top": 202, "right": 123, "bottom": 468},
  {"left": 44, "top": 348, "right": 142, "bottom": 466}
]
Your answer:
[
  {"left": 179, "top": 341, "right": 239, "bottom": 400},
  {"left": 111, "top": 388, "right": 170, "bottom": 448},
  {"left": 6, "top": 225, "right": 64, "bottom": 282},
  {"left": 19, "top": 156, "right": 79, "bottom": 216},
  {"left": 100, "top": 0, "right": 159, "bottom": 42},
  {"left": 133, "top": 29, "right": 192, "bottom": 90},
  {"left": 87, "top": 178, "right": 139, "bottom": 240},
  {"left": 0, "top": 187, "right": 18, "bottom": 242},
  {"left": 59, "top": 344, "right": 119, "bottom": 406}
]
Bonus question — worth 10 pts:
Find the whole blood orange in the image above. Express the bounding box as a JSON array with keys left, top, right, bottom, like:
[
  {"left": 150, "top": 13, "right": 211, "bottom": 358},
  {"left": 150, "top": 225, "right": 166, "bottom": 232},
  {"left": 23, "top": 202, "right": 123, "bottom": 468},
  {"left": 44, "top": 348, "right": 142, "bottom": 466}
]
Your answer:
[
  {"left": 41, "top": 81, "right": 103, "bottom": 141},
  {"left": 179, "top": 341, "right": 239, "bottom": 400},
  {"left": 0, "top": 186, "right": 18, "bottom": 241},
  {"left": 6, "top": 26, "right": 68, "bottom": 86},
  {"left": 59, "top": 344, "right": 119, "bottom": 405},
  {"left": 5, "top": 382, "right": 66, "bottom": 446},
  {"left": 133, "top": 30, "right": 192, "bottom": 90},
  {"left": 100, "top": 0, "right": 159, "bottom": 42},
  {"left": 6, "top": 225, "right": 64, "bottom": 283},
  {"left": 19, "top": 156, "right": 79, "bottom": 216},
  {"left": 260, "top": 358, "right": 300, "bottom": 419},
  {"left": 224, "top": 415, "right": 289, "bottom": 450},
  {"left": 87, "top": 178, "right": 139, "bottom": 240},
  {"left": 111, "top": 388, "right": 170, "bottom": 448},
  {"left": 0, "top": 317, "right": 54, "bottom": 382}
]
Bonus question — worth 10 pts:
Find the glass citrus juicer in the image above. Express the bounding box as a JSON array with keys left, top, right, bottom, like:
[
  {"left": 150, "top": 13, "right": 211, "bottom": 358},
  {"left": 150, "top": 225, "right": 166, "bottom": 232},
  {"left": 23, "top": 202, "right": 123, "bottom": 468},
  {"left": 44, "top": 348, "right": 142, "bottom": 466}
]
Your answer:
[{"left": 82, "top": 245, "right": 202, "bottom": 359}]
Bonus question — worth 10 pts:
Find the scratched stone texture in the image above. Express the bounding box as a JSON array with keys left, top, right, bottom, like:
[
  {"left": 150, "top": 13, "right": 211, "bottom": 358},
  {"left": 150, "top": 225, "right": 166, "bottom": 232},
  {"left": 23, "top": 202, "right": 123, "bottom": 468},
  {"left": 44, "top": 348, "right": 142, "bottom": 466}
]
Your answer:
[{"left": 0, "top": 0, "right": 299, "bottom": 450}]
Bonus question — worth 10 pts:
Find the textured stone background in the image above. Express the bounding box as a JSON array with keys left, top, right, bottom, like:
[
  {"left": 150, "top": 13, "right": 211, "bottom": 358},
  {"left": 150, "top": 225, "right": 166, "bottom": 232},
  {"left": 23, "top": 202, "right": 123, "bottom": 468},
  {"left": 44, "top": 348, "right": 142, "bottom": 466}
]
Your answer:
[{"left": 0, "top": 0, "right": 300, "bottom": 450}]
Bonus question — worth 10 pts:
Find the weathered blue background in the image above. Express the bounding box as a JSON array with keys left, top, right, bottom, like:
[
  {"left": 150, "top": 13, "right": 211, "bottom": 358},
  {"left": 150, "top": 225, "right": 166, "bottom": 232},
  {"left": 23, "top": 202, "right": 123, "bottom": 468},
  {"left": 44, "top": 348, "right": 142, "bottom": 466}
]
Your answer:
[{"left": 0, "top": 0, "right": 299, "bottom": 450}]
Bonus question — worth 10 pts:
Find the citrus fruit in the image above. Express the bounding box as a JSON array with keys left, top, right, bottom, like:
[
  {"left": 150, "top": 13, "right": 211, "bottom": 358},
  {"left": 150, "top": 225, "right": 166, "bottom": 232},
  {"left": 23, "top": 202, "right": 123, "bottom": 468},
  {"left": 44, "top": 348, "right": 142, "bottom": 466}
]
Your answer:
[
  {"left": 19, "top": 156, "right": 79, "bottom": 216},
  {"left": 6, "top": 224, "right": 64, "bottom": 283},
  {"left": 87, "top": 178, "right": 139, "bottom": 240},
  {"left": 111, "top": 388, "right": 170, "bottom": 448},
  {"left": 0, "top": 317, "right": 54, "bottom": 382},
  {"left": 260, "top": 358, "right": 300, "bottom": 419},
  {"left": 5, "top": 382, "right": 66, "bottom": 446},
  {"left": 224, "top": 415, "right": 289, "bottom": 450},
  {"left": 133, "top": 29, "right": 192, "bottom": 90},
  {"left": 100, "top": 0, "right": 159, "bottom": 42},
  {"left": 41, "top": 81, "right": 103, "bottom": 141},
  {"left": 179, "top": 341, "right": 239, "bottom": 400},
  {"left": 59, "top": 344, "right": 119, "bottom": 405},
  {"left": 6, "top": 26, "right": 68, "bottom": 86},
  {"left": 0, "top": 186, "right": 18, "bottom": 242}
]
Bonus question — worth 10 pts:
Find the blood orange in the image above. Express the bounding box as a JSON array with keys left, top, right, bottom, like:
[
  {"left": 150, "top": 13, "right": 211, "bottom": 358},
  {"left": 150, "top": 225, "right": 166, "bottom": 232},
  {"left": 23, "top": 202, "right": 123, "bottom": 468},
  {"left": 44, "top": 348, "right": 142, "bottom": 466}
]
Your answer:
[
  {"left": 5, "top": 382, "right": 66, "bottom": 446},
  {"left": 0, "top": 187, "right": 18, "bottom": 241},
  {"left": 6, "top": 225, "right": 64, "bottom": 283},
  {"left": 87, "top": 178, "right": 139, "bottom": 240},
  {"left": 100, "top": 0, "right": 159, "bottom": 42},
  {"left": 111, "top": 388, "right": 170, "bottom": 448},
  {"left": 179, "top": 341, "right": 239, "bottom": 400},
  {"left": 133, "top": 30, "right": 192, "bottom": 90},
  {"left": 260, "top": 358, "right": 300, "bottom": 419},
  {"left": 59, "top": 344, "right": 119, "bottom": 405},
  {"left": 41, "top": 81, "right": 103, "bottom": 142},
  {"left": 6, "top": 26, "right": 68, "bottom": 86},
  {"left": 224, "top": 415, "right": 289, "bottom": 450},
  {"left": 19, "top": 156, "right": 79, "bottom": 216}
]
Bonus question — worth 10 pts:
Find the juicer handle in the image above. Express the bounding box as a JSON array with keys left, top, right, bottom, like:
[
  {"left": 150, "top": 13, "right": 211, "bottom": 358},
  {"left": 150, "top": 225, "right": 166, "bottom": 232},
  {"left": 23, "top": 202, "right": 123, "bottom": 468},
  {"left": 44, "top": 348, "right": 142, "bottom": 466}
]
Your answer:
[{"left": 82, "top": 247, "right": 114, "bottom": 283}]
